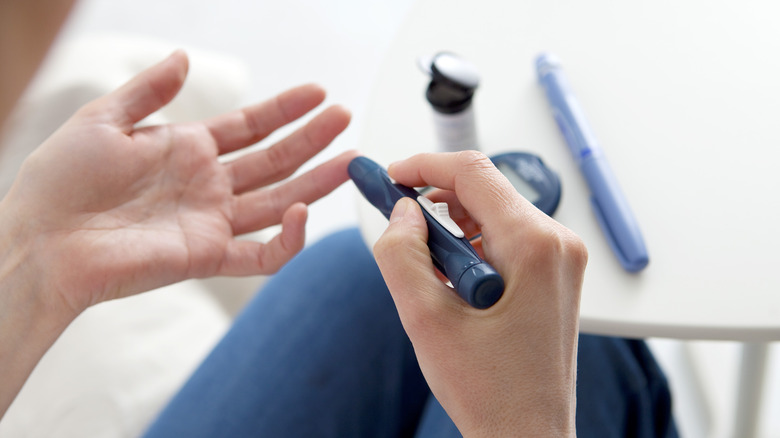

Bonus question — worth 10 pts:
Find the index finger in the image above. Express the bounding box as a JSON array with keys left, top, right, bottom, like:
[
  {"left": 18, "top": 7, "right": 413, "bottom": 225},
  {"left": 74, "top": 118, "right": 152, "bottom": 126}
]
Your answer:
[
  {"left": 205, "top": 83, "right": 327, "bottom": 155},
  {"left": 387, "top": 151, "right": 536, "bottom": 230}
]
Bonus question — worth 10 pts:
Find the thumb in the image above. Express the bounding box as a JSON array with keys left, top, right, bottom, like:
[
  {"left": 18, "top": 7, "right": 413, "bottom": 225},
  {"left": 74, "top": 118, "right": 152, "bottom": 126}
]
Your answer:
[
  {"left": 373, "top": 198, "right": 457, "bottom": 327},
  {"left": 88, "top": 50, "right": 189, "bottom": 132}
]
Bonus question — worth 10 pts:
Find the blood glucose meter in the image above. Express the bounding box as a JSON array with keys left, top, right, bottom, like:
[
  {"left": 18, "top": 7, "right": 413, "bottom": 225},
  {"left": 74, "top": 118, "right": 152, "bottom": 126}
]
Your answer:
[{"left": 490, "top": 152, "right": 561, "bottom": 217}]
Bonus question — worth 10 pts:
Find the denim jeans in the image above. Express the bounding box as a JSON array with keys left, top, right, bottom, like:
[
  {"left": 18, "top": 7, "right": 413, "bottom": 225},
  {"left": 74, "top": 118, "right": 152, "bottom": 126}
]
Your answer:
[{"left": 144, "top": 228, "right": 677, "bottom": 437}]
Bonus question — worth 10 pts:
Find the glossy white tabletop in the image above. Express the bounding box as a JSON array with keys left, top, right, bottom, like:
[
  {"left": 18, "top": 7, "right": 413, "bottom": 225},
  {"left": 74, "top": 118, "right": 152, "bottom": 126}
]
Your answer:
[{"left": 357, "top": 0, "right": 780, "bottom": 341}]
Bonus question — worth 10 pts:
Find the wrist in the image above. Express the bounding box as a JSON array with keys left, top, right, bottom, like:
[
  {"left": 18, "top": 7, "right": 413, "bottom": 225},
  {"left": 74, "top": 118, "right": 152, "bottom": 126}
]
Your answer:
[
  {"left": 449, "top": 358, "right": 578, "bottom": 438},
  {"left": 0, "top": 206, "right": 77, "bottom": 417},
  {"left": 0, "top": 199, "right": 80, "bottom": 323},
  {"left": 458, "top": 398, "right": 576, "bottom": 438}
]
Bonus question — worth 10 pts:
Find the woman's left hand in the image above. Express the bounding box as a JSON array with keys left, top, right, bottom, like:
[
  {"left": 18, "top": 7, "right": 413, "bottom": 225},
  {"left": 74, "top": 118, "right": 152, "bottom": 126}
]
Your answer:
[{"left": 0, "top": 50, "right": 355, "bottom": 317}]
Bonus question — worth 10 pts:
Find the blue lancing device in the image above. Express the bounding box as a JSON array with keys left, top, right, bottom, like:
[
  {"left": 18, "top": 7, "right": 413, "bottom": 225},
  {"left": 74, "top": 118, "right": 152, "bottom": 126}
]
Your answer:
[{"left": 348, "top": 156, "right": 504, "bottom": 309}]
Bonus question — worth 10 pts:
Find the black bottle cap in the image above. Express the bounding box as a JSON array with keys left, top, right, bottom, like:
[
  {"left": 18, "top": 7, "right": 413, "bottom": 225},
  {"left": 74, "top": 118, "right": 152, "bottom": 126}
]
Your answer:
[{"left": 420, "top": 53, "right": 480, "bottom": 114}]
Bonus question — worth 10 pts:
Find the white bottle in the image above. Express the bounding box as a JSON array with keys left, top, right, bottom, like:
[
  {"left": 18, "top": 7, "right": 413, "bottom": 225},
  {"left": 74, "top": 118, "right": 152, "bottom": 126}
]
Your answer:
[{"left": 419, "top": 53, "right": 481, "bottom": 152}]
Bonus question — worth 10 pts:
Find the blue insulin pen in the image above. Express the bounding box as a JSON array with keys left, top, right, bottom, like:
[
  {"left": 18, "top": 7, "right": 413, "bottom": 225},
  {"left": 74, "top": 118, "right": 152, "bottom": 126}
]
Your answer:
[
  {"left": 348, "top": 156, "right": 504, "bottom": 309},
  {"left": 536, "top": 53, "right": 649, "bottom": 272}
]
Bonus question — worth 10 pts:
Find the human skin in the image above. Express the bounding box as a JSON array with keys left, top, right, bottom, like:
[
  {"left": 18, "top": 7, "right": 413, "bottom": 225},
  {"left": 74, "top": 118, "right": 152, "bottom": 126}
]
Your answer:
[
  {"left": 0, "top": 0, "right": 77, "bottom": 132},
  {"left": 0, "top": 51, "right": 356, "bottom": 417},
  {"left": 0, "top": 3, "right": 588, "bottom": 434},
  {"left": 374, "top": 151, "right": 587, "bottom": 437}
]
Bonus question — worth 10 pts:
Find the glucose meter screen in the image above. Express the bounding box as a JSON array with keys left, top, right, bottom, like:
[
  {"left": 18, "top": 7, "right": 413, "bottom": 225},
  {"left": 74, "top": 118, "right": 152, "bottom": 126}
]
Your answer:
[{"left": 497, "top": 162, "right": 539, "bottom": 202}]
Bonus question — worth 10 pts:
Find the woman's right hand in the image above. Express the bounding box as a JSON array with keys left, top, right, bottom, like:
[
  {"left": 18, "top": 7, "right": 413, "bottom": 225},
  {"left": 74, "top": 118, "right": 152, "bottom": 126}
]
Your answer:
[{"left": 373, "top": 151, "right": 588, "bottom": 437}]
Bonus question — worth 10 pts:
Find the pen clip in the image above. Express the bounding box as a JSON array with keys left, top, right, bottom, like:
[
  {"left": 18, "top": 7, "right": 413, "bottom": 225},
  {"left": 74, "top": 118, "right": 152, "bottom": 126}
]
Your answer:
[{"left": 589, "top": 196, "right": 649, "bottom": 272}]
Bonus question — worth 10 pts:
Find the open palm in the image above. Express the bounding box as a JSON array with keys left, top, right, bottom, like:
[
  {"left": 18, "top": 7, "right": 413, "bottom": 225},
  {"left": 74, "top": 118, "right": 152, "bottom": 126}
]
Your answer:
[{"left": 0, "top": 51, "right": 355, "bottom": 315}]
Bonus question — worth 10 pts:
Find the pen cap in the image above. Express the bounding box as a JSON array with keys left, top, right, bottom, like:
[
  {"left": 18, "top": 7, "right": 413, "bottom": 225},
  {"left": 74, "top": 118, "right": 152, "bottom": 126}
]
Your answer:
[
  {"left": 456, "top": 262, "right": 504, "bottom": 309},
  {"left": 534, "top": 52, "right": 562, "bottom": 83}
]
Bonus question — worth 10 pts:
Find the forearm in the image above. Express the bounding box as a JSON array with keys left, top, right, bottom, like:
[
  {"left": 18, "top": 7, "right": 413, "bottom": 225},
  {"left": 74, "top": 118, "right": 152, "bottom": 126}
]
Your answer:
[{"left": 0, "top": 212, "right": 74, "bottom": 418}]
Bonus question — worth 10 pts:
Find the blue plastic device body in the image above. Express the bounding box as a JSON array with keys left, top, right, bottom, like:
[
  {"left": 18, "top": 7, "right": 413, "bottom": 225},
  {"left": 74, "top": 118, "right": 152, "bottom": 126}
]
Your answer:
[
  {"left": 535, "top": 53, "right": 649, "bottom": 272},
  {"left": 348, "top": 156, "right": 504, "bottom": 309}
]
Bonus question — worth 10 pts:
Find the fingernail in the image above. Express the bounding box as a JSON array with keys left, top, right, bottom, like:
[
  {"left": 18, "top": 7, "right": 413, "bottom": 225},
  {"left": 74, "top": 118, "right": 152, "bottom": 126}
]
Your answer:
[
  {"left": 389, "top": 198, "right": 412, "bottom": 225},
  {"left": 169, "top": 49, "right": 186, "bottom": 59},
  {"left": 387, "top": 161, "right": 401, "bottom": 176}
]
